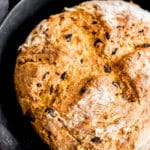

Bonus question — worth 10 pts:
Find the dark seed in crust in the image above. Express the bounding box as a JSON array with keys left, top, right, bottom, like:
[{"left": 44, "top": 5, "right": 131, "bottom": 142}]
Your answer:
[
  {"left": 104, "top": 64, "right": 111, "bottom": 73},
  {"left": 80, "top": 86, "right": 87, "bottom": 94},
  {"left": 91, "top": 137, "right": 102, "bottom": 143},
  {"left": 111, "top": 48, "right": 118, "bottom": 55},
  {"left": 105, "top": 32, "right": 110, "bottom": 40},
  {"left": 142, "top": 43, "right": 150, "bottom": 48},
  {"left": 65, "top": 34, "right": 72, "bottom": 42},
  {"left": 45, "top": 108, "right": 56, "bottom": 117},
  {"left": 94, "top": 39, "right": 102, "bottom": 47},
  {"left": 50, "top": 85, "right": 55, "bottom": 94},
  {"left": 112, "top": 81, "right": 119, "bottom": 88},
  {"left": 61, "top": 72, "right": 68, "bottom": 80}
]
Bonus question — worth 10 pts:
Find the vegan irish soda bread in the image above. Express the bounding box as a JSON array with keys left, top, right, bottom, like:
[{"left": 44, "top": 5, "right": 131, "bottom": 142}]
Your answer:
[{"left": 14, "top": 1, "right": 150, "bottom": 150}]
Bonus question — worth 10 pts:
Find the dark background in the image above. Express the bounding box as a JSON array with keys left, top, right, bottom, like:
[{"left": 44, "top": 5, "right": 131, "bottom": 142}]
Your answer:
[
  {"left": 8, "top": 0, "right": 150, "bottom": 11},
  {"left": 9, "top": 0, "right": 20, "bottom": 10}
]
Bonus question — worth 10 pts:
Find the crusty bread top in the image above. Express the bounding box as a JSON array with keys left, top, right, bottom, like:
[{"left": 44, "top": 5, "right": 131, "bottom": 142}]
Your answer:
[{"left": 14, "top": 1, "right": 150, "bottom": 150}]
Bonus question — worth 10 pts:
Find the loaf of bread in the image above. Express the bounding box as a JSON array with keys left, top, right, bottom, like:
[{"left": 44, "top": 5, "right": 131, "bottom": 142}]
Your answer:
[{"left": 14, "top": 1, "right": 150, "bottom": 149}]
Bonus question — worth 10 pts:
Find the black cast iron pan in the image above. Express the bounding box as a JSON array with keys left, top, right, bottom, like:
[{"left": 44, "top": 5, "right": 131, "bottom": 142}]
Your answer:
[{"left": 0, "top": 0, "right": 149, "bottom": 150}]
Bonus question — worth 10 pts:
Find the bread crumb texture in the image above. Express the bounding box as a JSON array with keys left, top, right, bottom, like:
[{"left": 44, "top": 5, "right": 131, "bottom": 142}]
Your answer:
[{"left": 14, "top": 1, "right": 150, "bottom": 150}]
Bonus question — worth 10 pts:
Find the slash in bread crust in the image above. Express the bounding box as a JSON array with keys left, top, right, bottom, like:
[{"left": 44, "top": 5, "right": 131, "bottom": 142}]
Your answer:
[{"left": 14, "top": 1, "right": 150, "bottom": 150}]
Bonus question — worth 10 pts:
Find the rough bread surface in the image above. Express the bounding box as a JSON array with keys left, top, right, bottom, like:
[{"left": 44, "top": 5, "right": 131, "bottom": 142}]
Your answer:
[{"left": 14, "top": 1, "right": 150, "bottom": 150}]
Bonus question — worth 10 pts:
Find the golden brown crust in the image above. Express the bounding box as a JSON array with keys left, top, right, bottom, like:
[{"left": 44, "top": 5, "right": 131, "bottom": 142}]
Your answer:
[{"left": 14, "top": 1, "right": 150, "bottom": 150}]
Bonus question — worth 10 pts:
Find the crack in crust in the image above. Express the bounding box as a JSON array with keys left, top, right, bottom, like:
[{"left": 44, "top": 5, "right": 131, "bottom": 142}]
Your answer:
[{"left": 14, "top": 1, "right": 150, "bottom": 150}]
